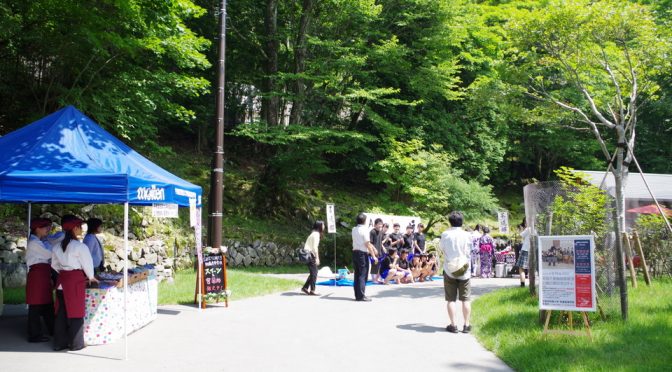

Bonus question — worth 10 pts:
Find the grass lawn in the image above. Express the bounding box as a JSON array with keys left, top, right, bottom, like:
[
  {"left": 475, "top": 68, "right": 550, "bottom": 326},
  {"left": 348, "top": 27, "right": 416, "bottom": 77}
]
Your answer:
[
  {"left": 2, "top": 267, "right": 305, "bottom": 306},
  {"left": 158, "top": 268, "right": 303, "bottom": 305},
  {"left": 472, "top": 278, "right": 672, "bottom": 371}
]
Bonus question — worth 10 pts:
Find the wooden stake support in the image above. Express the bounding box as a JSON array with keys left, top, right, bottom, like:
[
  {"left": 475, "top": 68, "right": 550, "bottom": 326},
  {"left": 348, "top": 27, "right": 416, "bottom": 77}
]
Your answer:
[
  {"left": 543, "top": 310, "right": 592, "bottom": 340},
  {"left": 632, "top": 231, "right": 651, "bottom": 286},
  {"left": 622, "top": 232, "right": 637, "bottom": 288}
]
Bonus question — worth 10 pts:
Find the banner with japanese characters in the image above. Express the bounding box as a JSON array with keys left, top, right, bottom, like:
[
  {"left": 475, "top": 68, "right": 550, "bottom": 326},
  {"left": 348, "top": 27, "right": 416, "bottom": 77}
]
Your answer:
[{"left": 538, "top": 235, "right": 596, "bottom": 312}]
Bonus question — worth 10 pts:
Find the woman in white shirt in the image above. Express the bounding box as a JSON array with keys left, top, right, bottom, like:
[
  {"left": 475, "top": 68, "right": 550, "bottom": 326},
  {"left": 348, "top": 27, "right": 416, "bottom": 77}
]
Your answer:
[
  {"left": 51, "top": 215, "right": 98, "bottom": 351},
  {"left": 301, "top": 221, "right": 324, "bottom": 296},
  {"left": 25, "top": 218, "right": 55, "bottom": 343}
]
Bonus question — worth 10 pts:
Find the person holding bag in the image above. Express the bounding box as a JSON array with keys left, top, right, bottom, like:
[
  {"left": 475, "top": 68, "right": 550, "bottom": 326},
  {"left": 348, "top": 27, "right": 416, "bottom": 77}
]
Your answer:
[
  {"left": 301, "top": 221, "right": 324, "bottom": 296},
  {"left": 440, "top": 211, "right": 473, "bottom": 334}
]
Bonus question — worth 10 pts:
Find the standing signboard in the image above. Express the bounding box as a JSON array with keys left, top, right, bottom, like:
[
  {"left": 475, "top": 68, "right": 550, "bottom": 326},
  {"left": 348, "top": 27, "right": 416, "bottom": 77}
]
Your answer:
[
  {"left": 538, "top": 235, "right": 596, "bottom": 312},
  {"left": 195, "top": 253, "right": 228, "bottom": 308},
  {"left": 497, "top": 211, "right": 509, "bottom": 234},
  {"left": 326, "top": 203, "right": 336, "bottom": 234}
]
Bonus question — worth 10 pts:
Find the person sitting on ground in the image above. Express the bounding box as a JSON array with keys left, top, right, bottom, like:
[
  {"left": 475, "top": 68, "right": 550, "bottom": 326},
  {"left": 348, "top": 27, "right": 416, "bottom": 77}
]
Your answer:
[
  {"left": 410, "top": 254, "right": 424, "bottom": 282},
  {"left": 422, "top": 253, "right": 438, "bottom": 280},
  {"left": 397, "top": 249, "right": 414, "bottom": 284},
  {"left": 380, "top": 248, "right": 405, "bottom": 284},
  {"left": 413, "top": 223, "right": 426, "bottom": 254}
]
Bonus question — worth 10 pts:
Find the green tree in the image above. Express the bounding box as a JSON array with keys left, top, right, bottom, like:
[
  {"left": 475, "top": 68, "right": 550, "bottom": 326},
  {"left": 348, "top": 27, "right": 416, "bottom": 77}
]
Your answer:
[
  {"left": 369, "top": 139, "right": 498, "bottom": 229},
  {"left": 0, "top": 0, "right": 210, "bottom": 150},
  {"left": 507, "top": 0, "right": 671, "bottom": 319}
]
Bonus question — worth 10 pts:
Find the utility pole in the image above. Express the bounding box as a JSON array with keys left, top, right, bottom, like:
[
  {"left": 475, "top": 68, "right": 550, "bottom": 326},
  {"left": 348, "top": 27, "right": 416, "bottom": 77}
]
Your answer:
[{"left": 208, "top": 0, "right": 227, "bottom": 258}]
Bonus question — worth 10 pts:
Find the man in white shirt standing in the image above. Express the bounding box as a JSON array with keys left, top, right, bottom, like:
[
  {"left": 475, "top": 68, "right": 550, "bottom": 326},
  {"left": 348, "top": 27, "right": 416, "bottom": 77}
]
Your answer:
[
  {"left": 440, "top": 211, "right": 473, "bottom": 333},
  {"left": 352, "top": 213, "right": 378, "bottom": 301}
]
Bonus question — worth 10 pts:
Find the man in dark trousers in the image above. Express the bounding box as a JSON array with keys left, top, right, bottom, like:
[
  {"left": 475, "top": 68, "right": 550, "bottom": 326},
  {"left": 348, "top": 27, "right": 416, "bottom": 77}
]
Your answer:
[
  {"left": 369, "top": 218, "right": 385, "bottom": 283},
  {"left": 352, "top": 213, "right": 378, "bottom": 301}
]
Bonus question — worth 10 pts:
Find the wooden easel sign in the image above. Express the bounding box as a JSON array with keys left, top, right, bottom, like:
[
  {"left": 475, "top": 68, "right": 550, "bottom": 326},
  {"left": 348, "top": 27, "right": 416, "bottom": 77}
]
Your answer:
[
  {"left": 537, "top": 235, "right": 596, "bottom": 339},
  {"left": 195, "top": 252, "right": 229, "bottom": 308}
]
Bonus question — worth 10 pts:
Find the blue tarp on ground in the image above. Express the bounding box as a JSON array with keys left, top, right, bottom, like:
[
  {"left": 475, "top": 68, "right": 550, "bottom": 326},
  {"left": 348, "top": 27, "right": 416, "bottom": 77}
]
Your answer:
[{"left": 0, "top": 106, "right": 201, "bottom": 206}]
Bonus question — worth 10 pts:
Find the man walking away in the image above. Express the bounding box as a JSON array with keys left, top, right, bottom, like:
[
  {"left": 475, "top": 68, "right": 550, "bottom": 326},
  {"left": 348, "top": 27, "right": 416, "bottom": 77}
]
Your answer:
[
  {"left": 352, "top": 213, "right": 378, "bottom": 301},
  {"left": 440, "top": 211, "right": 473, "bottom": 333}
]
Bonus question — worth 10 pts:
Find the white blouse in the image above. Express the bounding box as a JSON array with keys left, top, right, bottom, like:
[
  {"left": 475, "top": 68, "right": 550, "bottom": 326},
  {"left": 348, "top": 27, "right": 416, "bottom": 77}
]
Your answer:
[
  {"left": 51, "top": 240, "right": 95, "bottom": 281},
  {"left": 26, "top": 234, "right": 53, "bottom": 267},
  {"left": 303, "top": 231, "right": 320, "bottom": 256}
]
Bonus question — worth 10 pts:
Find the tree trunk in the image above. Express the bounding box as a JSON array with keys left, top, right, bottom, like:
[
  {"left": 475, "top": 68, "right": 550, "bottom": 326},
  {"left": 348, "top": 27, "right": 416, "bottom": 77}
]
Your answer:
[
  {"left": 613, "top": 138, "right": 629, "bottom": 320},
  {"left": 289, "top": 0, "right": 314, "bottom": 126},
  {"left": 261, "top": 0, "right": 279, "bottom": 126}
]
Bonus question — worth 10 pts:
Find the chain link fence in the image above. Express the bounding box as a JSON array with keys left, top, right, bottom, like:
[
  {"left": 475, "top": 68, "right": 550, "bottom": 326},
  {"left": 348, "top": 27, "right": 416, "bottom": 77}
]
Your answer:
[{"left": 524, "top": 181, "right": 621, "bottom": 321}]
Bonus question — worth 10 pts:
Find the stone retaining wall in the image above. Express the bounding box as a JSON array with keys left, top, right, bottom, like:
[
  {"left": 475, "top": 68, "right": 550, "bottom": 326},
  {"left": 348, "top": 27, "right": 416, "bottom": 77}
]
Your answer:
[{"left": 224, "top": 239, "right": 302, "bottom": 267}]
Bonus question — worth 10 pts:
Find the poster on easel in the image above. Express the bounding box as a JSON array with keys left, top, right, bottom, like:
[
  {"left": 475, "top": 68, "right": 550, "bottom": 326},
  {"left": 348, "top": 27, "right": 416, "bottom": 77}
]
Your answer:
[{"left": 538, "top": 235, "right": 596, "bottom": 312}]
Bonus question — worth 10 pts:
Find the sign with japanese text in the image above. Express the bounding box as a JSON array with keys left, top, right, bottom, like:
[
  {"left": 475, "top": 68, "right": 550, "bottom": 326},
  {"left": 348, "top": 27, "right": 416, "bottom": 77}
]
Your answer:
[
  {"left": 497, "top": 211, "right": 509, "bottom": 234},
  {"left": 152, "top": 203, "right": 179, "bottom": 218},
  {"left": 538, "top": 235, "right": 596, "bottom": 312},
  {"left": 326, "top": 203, "right": 336, "bottom": 234},
  {"left": 202, "top": 254, "right": 225, "bottom": 294}
]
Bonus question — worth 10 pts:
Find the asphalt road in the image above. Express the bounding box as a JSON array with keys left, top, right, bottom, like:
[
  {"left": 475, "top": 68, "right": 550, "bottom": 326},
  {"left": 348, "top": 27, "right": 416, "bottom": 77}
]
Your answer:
[{"left": 0, "top": 276, "right": 515, "bottom": 372}]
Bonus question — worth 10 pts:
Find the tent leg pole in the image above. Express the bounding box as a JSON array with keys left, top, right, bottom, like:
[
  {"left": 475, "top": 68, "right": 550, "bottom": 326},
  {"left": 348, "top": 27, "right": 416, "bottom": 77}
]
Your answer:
[
  {"left": 124, "top": 202, "right": 129, "bottom": 361},
  {"left": 27, "top": 203, "right": 32, "bottom": 239}
]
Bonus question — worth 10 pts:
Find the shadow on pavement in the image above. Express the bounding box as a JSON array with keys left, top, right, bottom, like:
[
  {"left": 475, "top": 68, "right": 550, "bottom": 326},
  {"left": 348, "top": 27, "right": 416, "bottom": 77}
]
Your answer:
[
  {"left": 157, "top": 308, "right": 181, "bottom": 315},
  {"left": 375, "top": 285, "right": 443, "bottom": 299},
  {"left": 397, "top": 323, "right": 445, "bottom": 333},
  {"left": 279, "top": 292, "right": 304, "bottom": 297},
  {"left": 446, "top": 361, "right": 511, "bottom": 372},
  {"left": 318, "top": 293, "right": 356, "bottom": 302}
]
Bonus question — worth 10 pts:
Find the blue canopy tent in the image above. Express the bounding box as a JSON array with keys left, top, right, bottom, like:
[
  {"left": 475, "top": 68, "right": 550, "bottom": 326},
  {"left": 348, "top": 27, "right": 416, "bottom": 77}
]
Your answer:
[{"left": 0, "top": 106, "right": 203, "bottom": 359}]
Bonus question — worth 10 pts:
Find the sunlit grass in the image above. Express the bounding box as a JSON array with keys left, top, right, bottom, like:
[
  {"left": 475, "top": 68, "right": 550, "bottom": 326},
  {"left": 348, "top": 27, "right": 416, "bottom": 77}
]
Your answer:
[{"left": 472, "top": 278, "right": 672, "bottom": 371}]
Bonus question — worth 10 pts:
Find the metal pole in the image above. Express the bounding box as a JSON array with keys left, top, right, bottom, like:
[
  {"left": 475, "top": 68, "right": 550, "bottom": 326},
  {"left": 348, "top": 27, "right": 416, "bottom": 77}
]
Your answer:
[
  {"left": 27, "top": 203, "right": 32, "bottom": 239},
  {"left": 123, "top": 202, "right": 129, "bottom": 360},
  {"left": 208, "top": 0, "right": 227, "bottom": 252},
  {"left": 333, "top": 235, "right": 336, "bottom": 286}
]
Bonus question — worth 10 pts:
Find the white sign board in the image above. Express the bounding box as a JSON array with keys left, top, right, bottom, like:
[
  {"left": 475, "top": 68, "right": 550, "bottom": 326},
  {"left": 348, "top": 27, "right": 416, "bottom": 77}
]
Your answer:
[
  {"left": 189, "top": 198, "right": 197, "bottom": 227},
  {"left": 497, "top": 211, "right": 509, "bottom": 234},
  {"left": 152, "top": 203, "right": 179, "bottom": 218},
  {"left": 195, "top": 208, "right": 203, "bottom": 265},
  {"left": 326, "top": 203, "right": 337, "bottom": 234},
  {"left": 364, "top": 213, "right": 421, "bottom": 232},
  {"left": 538, "top": 235, "right": 596, "bottom": 312}
]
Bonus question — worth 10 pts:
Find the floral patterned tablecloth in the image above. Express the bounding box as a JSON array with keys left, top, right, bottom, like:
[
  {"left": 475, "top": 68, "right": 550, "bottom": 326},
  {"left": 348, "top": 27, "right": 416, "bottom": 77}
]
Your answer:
[{"left": 84, "top": 277, "right": 158, "bottom": 345}]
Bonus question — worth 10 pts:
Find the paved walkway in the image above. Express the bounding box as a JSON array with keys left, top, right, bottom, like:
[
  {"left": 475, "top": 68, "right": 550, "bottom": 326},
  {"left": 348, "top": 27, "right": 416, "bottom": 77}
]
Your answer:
[{"left": 0, "top": 276, "right": 516, "bottom": 372}]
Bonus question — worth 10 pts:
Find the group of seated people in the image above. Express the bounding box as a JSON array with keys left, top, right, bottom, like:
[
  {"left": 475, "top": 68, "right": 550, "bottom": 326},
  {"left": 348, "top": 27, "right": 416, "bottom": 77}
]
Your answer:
[
  {"left": 368, "top": 219, "right": 438, "bottom": 284},
  {"left": 377, "top": 248, "right": 438, "bottom": 284}
]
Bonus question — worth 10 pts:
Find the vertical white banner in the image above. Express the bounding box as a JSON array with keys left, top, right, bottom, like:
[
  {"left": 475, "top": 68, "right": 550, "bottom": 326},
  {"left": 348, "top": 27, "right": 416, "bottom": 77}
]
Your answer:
[
  {"left": 195, "top": 207, "right": 203, "bottom": 265},
  {"left": 326, "top": 203, "right": 336, "bottom": 234},
  {"left": 498, "top": 211, "right": 509, "bottom": 234},
  {"left": 189, "top": 198, "right": 197, "bottom": 227}
]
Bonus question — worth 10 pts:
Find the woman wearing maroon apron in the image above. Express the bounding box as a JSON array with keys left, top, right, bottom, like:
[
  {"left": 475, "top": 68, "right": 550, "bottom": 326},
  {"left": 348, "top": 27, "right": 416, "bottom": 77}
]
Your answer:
[
  {"left": 51, "top": 216, "right": 98, "bottom": 351},
  {"left": 26, "top": 218, "right": 55, "bottom": 342}
]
